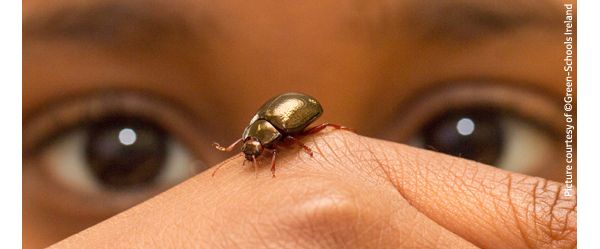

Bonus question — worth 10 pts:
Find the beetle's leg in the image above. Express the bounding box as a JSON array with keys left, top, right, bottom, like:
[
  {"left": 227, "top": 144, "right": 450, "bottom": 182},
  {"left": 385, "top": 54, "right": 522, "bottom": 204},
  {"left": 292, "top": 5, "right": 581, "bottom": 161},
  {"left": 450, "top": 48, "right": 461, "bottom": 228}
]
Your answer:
[
  {"left": 270, "top": 149, "right": 278, "bottom": 178},
  {"left": 302, "top": 123, "right": 353, "bottom": 136},
  {"left": 252, "top": 155, "right": 258, "bottom": 178},
  {"left": 212, "top": 138, "right": 243, "bottom": 152},
  {"left": 284, "top": 136, "right": 314, "bottom": 157}
]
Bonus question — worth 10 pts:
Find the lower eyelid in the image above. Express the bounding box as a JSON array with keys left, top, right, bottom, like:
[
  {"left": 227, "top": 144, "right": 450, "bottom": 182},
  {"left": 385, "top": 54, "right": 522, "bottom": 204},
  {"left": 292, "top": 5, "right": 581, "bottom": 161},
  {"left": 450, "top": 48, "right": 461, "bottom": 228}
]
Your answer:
[
  {"left": 25, "top": 162, "right": 168, "bottom": 217},
  {"left": 24, "top": 138, "right": 198, "bottom": 217}
]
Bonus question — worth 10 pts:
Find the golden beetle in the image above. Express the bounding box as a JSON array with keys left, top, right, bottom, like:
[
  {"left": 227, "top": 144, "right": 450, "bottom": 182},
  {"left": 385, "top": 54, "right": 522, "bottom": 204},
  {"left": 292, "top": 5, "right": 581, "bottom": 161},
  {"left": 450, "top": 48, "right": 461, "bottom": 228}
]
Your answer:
[{"left": 212, "top": 92, "right": 350, "bottom": 177}]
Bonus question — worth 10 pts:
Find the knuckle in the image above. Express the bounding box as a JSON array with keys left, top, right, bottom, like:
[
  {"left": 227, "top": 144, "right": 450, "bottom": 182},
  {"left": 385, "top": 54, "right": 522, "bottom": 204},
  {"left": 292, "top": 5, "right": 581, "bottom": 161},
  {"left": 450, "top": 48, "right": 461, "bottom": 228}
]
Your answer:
[
  {"left": 283, "top": 187, "right": 363, "bottom": 239},
  {"left": 272, "top": 180, "right": 390, "bottom": 248},
  {"left": 530, "top": 180, "right": 577, "bottom": 248},
  {"left": 505, "top": 176, "right": 577, "bottom": 249}
]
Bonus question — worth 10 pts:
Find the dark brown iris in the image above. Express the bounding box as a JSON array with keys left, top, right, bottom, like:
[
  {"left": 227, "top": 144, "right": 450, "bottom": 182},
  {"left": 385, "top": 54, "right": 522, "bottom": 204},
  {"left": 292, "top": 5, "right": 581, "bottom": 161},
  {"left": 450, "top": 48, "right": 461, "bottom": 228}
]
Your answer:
[
  {"left": 422, "top": 108, "right": 504, "bottom": 165},
  {"left": 85, "top": 116, "right": 167, "bottom": 190}
]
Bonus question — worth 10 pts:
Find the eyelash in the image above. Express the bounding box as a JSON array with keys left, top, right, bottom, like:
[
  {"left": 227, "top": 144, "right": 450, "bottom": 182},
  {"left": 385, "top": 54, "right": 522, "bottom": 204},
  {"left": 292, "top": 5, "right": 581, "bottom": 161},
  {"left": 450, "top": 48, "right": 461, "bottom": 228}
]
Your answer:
[
  {"left": 23, "top": 91, "right": 203, "bottom": 158},
  {"left": 379, "top": 82, "right": 562, "bottom": 142}
]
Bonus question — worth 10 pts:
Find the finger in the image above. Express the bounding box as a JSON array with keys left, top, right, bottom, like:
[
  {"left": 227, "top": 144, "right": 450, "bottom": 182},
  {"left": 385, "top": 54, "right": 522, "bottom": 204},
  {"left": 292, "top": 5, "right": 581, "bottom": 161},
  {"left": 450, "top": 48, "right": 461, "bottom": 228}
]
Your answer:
[
  {"left": 304, "top": 130, "right": 577, "bottom": 249},
  {"left": 50, "top": 147, "right": 476, "bottom": 248},
  {"left": 49, "top": 130, "right": 575, "bottom": 248}
]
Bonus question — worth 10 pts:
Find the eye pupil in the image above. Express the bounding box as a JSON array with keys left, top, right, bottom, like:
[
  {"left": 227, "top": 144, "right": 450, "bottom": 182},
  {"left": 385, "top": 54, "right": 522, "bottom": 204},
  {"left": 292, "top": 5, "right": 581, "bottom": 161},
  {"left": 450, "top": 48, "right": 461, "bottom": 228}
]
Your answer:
[
  {"left": 85, "top": 117, "right": 167, "bottom": 190},
  {"left": 423, "top": 109, "right": 504, "bottom": 165}
]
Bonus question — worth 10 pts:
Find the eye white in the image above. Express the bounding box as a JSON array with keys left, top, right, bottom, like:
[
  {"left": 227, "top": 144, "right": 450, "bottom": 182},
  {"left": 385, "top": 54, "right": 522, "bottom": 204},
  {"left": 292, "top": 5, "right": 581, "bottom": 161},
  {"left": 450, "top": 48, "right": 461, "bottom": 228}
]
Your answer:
[
  {"left": 41, "top": 130, "right": 99, "bottom": 193},
  {"left": 495, "top": 118, "right": 553, "bottom": 172},
  {"left": 40, "top": 129, "right": 199, "bottom": 194}
]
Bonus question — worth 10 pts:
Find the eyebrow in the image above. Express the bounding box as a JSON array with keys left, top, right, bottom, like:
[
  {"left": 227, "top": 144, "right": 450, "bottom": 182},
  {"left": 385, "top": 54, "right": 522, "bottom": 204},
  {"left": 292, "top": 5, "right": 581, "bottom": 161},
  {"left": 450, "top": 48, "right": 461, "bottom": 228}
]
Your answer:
[
  {"left": 377, "top": 1, "right": 560, "bottom": 43},
  {"left": 23, "top": 2, "right": 202, "bottom": 50},
  {"left": 24, "top": 0, "right": 559, "bottom": 49}
]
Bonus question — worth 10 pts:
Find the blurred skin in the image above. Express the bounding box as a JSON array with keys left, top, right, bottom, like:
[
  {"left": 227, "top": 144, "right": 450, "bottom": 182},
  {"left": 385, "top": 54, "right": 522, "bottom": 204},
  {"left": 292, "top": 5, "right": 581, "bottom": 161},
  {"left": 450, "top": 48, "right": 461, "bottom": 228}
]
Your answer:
[{"left": 23, "top": 0, "right": 576, "bottom": 248}]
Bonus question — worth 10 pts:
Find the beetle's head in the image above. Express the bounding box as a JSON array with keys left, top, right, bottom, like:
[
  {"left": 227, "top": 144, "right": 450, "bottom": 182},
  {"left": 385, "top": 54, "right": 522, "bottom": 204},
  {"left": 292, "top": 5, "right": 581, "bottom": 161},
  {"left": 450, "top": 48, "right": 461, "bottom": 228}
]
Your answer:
[{"left": 241, "top": 137, "right": 263, "bottom": 160}]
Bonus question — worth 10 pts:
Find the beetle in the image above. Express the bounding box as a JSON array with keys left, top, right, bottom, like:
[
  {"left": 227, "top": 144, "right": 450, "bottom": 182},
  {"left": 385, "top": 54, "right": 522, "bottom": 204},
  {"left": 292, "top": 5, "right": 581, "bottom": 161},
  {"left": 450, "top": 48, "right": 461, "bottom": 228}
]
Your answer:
[{"left": 212, "top": 92, "right": 351, "bottom": 177}]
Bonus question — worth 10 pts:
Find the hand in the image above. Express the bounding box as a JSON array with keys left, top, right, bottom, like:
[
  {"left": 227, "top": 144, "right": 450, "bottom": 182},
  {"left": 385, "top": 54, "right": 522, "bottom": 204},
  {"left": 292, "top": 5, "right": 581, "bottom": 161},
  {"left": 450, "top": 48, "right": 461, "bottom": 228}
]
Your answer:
[{"left": 50, "top": 130, "right": 576, "bottom": 249}]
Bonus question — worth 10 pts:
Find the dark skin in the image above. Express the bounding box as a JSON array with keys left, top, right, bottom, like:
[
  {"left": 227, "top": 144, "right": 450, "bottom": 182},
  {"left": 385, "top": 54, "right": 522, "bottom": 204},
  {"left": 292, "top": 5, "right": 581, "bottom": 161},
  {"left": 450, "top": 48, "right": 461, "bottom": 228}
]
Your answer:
[{"left": 23, "top": 0, "right": 576, "bottom": 248}]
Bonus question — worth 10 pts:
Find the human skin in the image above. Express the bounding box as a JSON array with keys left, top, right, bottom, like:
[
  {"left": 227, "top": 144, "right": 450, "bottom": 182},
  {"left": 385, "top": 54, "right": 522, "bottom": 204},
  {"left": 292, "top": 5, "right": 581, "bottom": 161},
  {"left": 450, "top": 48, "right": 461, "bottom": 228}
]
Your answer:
[
  {"left": 23, "top": 0, "right": 576, "bottom": 247},
  {"left": 50, "top": 130, "right": 576, "bottom": 248}
]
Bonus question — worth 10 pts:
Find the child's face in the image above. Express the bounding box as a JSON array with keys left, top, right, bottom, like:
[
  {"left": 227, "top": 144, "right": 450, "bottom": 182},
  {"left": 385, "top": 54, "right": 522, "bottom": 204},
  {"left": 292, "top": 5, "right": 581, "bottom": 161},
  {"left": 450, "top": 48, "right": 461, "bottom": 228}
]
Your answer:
[{"left": 23, "top": 0, "right": 572, "bottom": 247}]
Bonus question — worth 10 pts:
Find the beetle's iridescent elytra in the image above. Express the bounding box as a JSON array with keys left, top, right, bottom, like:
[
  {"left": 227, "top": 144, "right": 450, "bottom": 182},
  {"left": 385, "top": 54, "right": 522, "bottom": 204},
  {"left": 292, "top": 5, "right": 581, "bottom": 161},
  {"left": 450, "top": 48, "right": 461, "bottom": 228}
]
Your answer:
[{"left": 212, "top": 92, "right": 351, "bottom": 177}]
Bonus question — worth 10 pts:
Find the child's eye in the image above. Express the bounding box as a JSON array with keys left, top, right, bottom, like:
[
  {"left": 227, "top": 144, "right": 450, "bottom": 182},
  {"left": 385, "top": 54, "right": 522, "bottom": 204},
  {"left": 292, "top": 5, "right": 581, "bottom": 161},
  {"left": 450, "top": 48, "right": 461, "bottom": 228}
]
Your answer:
[
  {"left": 41, "top": 116, "right": 195, "bottom": 192},
  {"left": 23, "top": 92, "right": 209, "bottom": 216},
  {"left": 381, "top": 83, "right": 563, "bottom": 180},
  {"left": 410, "top": 107, "right": 555, "bottom": 173}
]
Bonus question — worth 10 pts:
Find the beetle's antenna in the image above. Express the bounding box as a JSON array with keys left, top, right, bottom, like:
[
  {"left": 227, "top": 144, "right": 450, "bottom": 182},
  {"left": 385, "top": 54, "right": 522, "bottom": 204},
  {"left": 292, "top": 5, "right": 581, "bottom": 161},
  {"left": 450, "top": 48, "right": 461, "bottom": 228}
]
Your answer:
[
  {"left": 211, "top": 163, "right": 226, "bottom": 177},
  {"left": 213, "top": 138, "right": 243, "bottom": 152}
]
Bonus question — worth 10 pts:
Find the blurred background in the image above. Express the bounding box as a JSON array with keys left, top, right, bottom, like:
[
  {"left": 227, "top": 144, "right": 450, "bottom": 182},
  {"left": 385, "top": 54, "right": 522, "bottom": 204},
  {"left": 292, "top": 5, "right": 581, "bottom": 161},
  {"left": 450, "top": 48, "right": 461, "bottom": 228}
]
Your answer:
[{"left": 23, "top": 0, "right": 575, "bottom": 248}]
